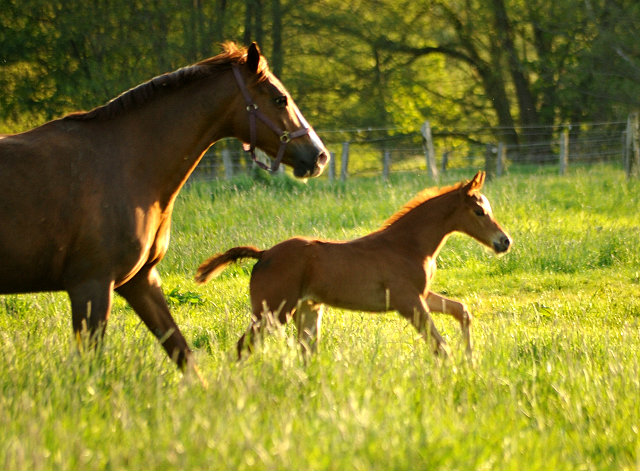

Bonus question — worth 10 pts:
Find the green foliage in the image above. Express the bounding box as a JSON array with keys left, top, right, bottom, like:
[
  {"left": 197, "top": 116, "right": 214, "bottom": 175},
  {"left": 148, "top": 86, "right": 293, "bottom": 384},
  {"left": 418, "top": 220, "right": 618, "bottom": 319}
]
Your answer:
[
  {"left": 3, "top": 0, "right": 640, "bottom": 144},
  {"left": 2, "top": 166, "right": 640, "bottom": 469}
]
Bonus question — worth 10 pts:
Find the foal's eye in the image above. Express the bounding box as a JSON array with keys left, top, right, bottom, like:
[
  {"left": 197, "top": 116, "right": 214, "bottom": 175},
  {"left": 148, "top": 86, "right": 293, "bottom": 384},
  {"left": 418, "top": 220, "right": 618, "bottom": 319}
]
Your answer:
[
  {"left": 475, "top": 209, "right": 486, "bottom": 217},
  {"left": 274, "top": 96, "right": 288, "bottom": 108}
]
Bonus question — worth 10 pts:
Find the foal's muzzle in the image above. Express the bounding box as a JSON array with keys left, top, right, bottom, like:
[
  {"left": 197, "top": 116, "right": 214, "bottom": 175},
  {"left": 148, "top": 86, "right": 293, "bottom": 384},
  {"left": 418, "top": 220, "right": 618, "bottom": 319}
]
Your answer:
[{"left": 493, "top": 234, "right": 512, "bottom": 253}]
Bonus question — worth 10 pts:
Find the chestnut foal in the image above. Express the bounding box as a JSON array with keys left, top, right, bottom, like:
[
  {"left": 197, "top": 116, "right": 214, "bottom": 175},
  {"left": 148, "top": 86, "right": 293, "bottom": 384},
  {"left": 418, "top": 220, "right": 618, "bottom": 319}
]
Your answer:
[{"left": 196, "top": 171, "right": 511, "bottom": 359}]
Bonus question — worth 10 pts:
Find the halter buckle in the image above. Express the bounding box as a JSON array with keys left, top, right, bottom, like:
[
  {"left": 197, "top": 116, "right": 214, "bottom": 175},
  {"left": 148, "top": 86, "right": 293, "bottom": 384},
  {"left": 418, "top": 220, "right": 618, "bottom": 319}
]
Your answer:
[{"left": 280, "top": 131, "right": 291, "bottom": 143}]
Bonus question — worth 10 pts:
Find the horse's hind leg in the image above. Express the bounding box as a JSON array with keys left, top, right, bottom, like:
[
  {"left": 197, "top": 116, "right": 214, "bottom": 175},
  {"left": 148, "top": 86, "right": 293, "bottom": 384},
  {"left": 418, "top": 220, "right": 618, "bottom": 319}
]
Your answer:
[
  {"left": 237, "top": 300, "right": 294, "bottom": 360},
  {"left": 236, "top": 302, "right": 274, "bottom": 360},
  {"left": 293, "top": 301, "right": 324, "bottom": 356},
  {"left": 236, "top": 318, "right": 261, "bottom": 360},
  {"left": 425, "top": 291, "right": 473, "bottom": 357}
]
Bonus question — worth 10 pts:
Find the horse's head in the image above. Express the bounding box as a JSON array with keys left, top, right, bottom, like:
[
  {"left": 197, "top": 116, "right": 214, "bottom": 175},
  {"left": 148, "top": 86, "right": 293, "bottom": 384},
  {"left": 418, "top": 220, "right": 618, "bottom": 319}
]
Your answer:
[
  {"left": 456, "top": 171, "right": 512, "bottom": 254},
  {"left": 231, "top": 43, "right": 329, "bottom": 178}
]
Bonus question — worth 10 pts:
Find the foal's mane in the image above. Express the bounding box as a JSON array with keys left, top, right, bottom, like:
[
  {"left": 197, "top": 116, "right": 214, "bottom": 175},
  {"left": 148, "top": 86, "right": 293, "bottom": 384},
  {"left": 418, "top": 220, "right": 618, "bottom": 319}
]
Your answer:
[
  {"left": 63, "top": 42, "right": 268, "bottom": 122},
  {"left": 382, "top": 182, "right": 464, "bottom": 228}
]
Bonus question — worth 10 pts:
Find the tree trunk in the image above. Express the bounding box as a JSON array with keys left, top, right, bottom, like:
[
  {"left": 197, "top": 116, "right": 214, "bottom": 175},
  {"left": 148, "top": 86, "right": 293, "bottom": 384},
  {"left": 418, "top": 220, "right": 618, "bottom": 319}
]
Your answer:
[
  {"left": 244, "top": 0, "right": 254, "bottom": 45},
  {"left": 213, "top": 0, "right": 227, "bottom": 44},
  {"left": 254, "top": 0, "right": 263, "bottom": 47},
  {"left": 491, "top": 0, "right": 539, "bottom": 128},
  {"left": 271, "top": 0, "right": 283, "bottom": 78}
]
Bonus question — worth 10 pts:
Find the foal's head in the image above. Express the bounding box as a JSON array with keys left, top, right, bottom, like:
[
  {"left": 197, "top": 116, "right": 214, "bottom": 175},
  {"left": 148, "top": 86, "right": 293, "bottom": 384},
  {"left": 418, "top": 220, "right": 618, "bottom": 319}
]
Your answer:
[
  {"left": 229, "top": 43, "right": 329, "bottom": 178},
  {"left": 454, "top": 171, "right": 511, "bottom": 254}
]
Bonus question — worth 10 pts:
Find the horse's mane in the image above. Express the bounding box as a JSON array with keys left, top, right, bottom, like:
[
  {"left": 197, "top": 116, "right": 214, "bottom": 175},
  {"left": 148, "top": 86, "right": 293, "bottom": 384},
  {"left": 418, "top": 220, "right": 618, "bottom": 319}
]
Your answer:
[
  {"left": 63, "top": 42, "right": 268, "bottom": 122},
  {"left": 382, "top": 182, "right": 465, "bottom": 228}
]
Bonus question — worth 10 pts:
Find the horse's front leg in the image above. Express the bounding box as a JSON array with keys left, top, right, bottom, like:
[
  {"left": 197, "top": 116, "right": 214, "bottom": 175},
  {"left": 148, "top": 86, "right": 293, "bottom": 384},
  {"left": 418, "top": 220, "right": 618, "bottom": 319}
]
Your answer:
[
  {"left": 425, "top": 291, "right": 473, "bottom": 357},
  {"left": 293, "top": 300, "right": 324, "bottom": 356},
  {"left": 68, "top": 278, "right": 115, "bottom": 352},
  {"left": 396, "top": 295, "right": 451, "bottom": 357},
  {"left": 116, "top": 267, "right": 201, "bottom": 380}
]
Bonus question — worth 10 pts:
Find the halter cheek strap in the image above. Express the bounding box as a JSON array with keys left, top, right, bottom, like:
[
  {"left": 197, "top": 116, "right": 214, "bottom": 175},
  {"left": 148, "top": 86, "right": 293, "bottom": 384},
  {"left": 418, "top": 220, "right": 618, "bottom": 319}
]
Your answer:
[{"left": 232, "top": 64, "right": 311, "bottom": 172}]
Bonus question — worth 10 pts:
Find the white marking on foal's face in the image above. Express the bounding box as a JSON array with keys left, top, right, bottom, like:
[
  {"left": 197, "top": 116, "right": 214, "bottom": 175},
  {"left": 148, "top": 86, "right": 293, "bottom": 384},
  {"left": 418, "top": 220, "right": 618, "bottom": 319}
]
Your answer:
[{"left": 478, "top": 194, "right": 493, "bottom": 216}]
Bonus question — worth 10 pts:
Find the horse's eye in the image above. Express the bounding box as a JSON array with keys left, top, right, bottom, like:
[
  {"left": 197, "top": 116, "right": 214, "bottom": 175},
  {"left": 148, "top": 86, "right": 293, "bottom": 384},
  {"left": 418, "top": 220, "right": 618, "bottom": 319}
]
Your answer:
[
  {"left": 274, "top": 96, "right": 288, "bottom": 108},
  {"left": 475, "top": 209, "right": 485, "bottom": 217}
]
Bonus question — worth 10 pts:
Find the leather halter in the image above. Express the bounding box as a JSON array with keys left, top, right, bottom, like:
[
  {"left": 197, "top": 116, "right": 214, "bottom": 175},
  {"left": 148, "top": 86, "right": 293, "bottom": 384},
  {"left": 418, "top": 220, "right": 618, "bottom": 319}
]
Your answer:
[{"left": 232, "top": 64, "right": 311, "bottom": 172}]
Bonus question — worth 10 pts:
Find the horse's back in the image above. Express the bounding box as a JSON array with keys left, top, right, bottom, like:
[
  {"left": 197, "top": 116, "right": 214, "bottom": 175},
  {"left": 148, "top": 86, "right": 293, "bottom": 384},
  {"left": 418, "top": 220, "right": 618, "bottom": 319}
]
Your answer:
[{"left": 248, "top": 236, "right": 394, "bottom": 313}]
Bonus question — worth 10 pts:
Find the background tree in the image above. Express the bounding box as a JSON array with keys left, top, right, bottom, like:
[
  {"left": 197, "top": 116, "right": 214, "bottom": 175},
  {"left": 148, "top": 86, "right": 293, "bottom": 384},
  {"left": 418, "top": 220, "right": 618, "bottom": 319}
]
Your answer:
[{"left": 2, "top": 0, "right": 640, "bottom": 156}]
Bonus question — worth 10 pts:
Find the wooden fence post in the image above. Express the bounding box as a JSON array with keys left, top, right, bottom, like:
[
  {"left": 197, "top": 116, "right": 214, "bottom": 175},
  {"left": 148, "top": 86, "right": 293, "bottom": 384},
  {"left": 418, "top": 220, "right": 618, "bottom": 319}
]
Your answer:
[
  {"left": 559, "top": 130, "right": 569, "bottom": 176},
  {"left": 441, "top": 151, "right": 449, "bottom": 173},
  {"left": 496, "top": 142, "right": 505, "bottom": 177},
  {"left": 420, "top": 121, "right": 439, "bottom": 181},
  {"left": 340, "top": 142, "right": 349, "bottom": 182},
  {"left": 485, "top": 143, "right": 497, "bottom": 181},
  {"left": 634, "top": 115, "right": 640, "bottom": 178},
  {"left": 382, "top": 150, "right": 391, "bottom": 180},
  {"left": 222, "top": 149, "right": 233, "bottom": 180},
  {"left": 626, "top": 113, "right": 639, "bottom": 179},
  {"left": 328, "top": 151, "right": 336, "bottom": 182},
  {"left": 623, "top": 130, "right": 629, "bottom": 175}
]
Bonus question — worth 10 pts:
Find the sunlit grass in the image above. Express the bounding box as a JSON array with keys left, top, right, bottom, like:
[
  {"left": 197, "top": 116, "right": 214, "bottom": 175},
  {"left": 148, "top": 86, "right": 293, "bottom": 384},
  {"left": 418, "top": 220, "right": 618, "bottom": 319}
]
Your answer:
[{"left": 2, "top": 164, "right": 640, "bottom": 469}]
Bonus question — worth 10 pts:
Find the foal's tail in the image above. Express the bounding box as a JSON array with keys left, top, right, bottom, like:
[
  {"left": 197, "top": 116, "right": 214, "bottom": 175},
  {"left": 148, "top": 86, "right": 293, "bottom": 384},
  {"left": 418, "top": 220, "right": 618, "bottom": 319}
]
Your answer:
[{"left": 195, "top": 246, "right": 264, "bottom": 284}]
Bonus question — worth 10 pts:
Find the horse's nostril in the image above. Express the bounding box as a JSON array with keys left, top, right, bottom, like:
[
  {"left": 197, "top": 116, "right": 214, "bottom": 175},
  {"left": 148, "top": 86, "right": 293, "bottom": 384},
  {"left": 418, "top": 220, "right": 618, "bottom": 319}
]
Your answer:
[
  {"left": 317, "top": 151, "right": 329, "bottom": 167},
  {"left": 500, "top": 236, "right": 512, "bottom": 253},
  {"left": 494, "top": 235, "right": 512, "bottom": 253}
]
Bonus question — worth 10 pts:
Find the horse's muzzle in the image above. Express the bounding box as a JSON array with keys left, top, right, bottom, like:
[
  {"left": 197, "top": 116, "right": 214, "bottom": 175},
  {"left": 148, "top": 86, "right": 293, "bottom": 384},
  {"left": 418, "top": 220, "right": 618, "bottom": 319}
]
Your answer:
[
  {"left": 312, "top": 150, "right": 330, "bottom": 177},
  {"left": 493, "top": 234, "right": 512, "bottom": 253},
  {"left": 294, "top": 149, "right": 330, "bottom": 178}
]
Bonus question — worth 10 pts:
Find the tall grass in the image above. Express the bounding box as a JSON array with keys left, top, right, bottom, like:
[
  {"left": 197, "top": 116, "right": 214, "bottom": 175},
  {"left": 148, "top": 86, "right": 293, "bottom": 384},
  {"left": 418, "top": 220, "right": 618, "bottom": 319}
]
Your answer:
[{"left": 1, "top": 165, "right": 639, "bottom": 470}]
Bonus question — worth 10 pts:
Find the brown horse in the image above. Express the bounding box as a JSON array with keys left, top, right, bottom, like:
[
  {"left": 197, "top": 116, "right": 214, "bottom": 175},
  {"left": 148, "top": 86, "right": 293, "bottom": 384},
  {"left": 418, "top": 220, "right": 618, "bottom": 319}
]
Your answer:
[
  {"left": 0, "top": 42, "right": 329, "bottom": 376},
  {"left": 196, "top": 171, "right": 511, "bottom": 359}
]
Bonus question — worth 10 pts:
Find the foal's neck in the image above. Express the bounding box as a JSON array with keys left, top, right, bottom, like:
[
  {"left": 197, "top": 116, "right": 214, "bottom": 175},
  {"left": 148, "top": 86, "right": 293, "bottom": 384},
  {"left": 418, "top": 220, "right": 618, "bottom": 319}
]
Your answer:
[{"left": 381, "top": 191, "right": 458, "bottom": 260}]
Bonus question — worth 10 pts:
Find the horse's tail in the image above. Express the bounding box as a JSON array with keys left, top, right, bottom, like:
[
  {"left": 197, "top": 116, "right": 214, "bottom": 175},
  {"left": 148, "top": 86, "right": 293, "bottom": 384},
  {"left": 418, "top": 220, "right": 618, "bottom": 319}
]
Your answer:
[{"left": 195, "top": 246, "right": 263, "bottom": 284}]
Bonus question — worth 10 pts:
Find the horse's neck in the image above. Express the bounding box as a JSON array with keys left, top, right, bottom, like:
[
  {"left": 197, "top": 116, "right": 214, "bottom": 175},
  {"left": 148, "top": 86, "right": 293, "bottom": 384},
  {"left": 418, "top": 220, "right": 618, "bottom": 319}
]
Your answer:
[
  {"left": 114, "top": 75, "right": 234, "bottom": 206},
  {"left": 382, "top": 193, "right": 457, "bottom": 259}
]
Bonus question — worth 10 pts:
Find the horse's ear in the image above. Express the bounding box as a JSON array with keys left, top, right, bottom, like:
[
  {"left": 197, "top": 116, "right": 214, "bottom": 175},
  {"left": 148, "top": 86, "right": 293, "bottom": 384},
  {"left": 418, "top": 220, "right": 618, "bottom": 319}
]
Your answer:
[
  {"left": 464, "top": 171, "right": 485, "bottom": 194},
  {"left": 247, "top": 42, "right": 262, "bottom": 74}
]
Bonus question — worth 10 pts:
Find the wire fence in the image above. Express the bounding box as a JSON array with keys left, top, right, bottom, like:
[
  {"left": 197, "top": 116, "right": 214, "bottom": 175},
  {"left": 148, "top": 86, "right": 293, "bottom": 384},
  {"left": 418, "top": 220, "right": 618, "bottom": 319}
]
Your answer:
[{"left": 191, "top": 118, "right": 636, "bottom": 181}]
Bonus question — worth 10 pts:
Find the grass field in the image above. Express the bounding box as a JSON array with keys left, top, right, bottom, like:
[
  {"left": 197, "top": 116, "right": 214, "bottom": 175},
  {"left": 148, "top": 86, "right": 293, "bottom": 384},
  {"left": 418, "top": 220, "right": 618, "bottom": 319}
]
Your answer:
[{"left": 1, "top": 164, "right": 640, "bottom": 470}]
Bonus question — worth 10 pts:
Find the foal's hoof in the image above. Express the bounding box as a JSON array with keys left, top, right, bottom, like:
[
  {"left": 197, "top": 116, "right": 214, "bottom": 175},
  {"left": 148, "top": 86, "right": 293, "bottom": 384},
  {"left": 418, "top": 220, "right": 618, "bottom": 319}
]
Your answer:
[
  {"left": 434, "top": 342, "right": 452, "bottom": 359},
  {"left": 465, "top": 347, "right": 475, "bottom": 363},
  {"left": 184, "top": 360, "right": 209, "bottom": 389}
]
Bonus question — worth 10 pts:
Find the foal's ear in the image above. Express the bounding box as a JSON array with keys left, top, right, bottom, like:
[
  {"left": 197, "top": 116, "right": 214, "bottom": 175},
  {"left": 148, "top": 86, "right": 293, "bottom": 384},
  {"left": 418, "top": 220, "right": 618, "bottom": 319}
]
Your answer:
[
  {"left": 464, "top": 171, "right": 486, "bottom": 194},
  {"left": 247, "top": 42, "right": 262, "bottom": 74}
]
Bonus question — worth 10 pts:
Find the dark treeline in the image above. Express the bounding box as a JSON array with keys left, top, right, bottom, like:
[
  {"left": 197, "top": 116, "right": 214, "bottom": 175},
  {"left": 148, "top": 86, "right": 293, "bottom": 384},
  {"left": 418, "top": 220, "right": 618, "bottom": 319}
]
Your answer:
[{"left": 2, "top": 0, "right": 640, "bottom": 158}]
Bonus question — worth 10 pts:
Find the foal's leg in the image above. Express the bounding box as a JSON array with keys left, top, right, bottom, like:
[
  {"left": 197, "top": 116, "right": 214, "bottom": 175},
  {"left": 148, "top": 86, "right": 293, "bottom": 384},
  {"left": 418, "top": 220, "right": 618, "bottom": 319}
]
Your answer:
[
  {"left": 237, "top": 300, "right": 286, "bottom": 360},
  {"left": 116, "top": 267, "right": 197, "bottom": 375},
  {"left": 425, "top": 291, "right": 473, "bottom": 357},
  {"left": 397, "top": 296, "right": 451, "bottom": 357},
  {"left": 293, "top": 301, "right": 324, "bottom": 356},
  {"left": 236, "top": 316, "right": 261, "bottom": 360},
  {"left": 68, "top": 278, "right": 114, "bottom": 349}
]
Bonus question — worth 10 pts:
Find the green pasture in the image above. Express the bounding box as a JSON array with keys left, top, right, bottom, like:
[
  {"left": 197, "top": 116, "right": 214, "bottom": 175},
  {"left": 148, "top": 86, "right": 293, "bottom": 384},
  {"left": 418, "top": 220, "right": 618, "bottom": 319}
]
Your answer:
[{"left": 1, "top": 165, "right": 640, "bottom": 470}]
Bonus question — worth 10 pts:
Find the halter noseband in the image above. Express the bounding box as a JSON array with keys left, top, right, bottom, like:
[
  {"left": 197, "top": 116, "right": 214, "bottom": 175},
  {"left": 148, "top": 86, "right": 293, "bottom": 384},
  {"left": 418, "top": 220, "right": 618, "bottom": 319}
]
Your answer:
[{"left": 232, "top": 64, "right": 311, "bottom": 172}]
